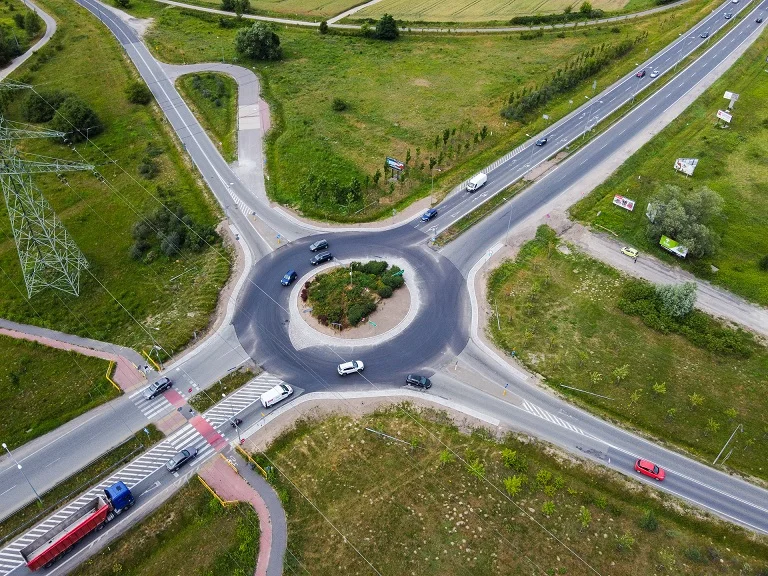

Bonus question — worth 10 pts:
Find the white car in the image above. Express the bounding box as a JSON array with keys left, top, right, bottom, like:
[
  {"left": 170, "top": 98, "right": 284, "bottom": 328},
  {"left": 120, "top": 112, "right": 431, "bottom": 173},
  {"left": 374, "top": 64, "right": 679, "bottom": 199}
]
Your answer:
[
  {"left": 337, "top": 360, "right": 364, "bottom": 376},
  {"left": 650, "top": 70, "right": 659, "bottom": 78},
  {"left": 260, "top": 384, "right": 294, "bottom": 408}
]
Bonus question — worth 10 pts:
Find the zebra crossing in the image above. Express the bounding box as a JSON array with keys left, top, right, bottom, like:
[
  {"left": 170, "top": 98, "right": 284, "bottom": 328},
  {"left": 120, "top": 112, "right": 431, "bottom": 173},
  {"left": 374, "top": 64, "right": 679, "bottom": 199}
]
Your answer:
[
  {"left": 0, "top": 424, "right": 213, "bottom": 576},
  {"left": 204, "top": 373, "right": 283, "bottom": 427},
  {"left": 520, "top": 399, "right": 596, "bottom": 439},
  {"left": 129, "top": 387, "right": 175, "bottom": 420}
]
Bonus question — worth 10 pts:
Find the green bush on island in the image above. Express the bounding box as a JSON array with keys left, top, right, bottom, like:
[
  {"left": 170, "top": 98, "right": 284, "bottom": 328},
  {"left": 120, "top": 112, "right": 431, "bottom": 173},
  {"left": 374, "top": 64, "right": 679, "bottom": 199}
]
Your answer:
[{"left": 307, "top": 261, "right": 403, "bottom": 328}]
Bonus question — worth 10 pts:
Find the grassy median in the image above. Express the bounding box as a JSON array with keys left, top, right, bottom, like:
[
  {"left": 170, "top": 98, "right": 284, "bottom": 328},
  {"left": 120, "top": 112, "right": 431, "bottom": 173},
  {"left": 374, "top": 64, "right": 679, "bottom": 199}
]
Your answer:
[
  {"left": 256, "top": 409, "right": 768, "bottom": 575},
  {"left": 487, "top": 226, "right": 768, "bottom": 482}
]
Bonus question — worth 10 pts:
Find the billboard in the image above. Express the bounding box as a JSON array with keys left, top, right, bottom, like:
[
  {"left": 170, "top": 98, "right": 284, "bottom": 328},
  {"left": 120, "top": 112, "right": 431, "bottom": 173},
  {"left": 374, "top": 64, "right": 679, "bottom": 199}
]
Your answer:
[
  {"left": 716, "top": 109, "right": 732, "bottom": 123},
  {"left": 659, "top": 235, "right": 688, "bottom": 258},
  {"left": 674, "top": 158, "right": 698, "bottom": 176},
  {"left": 612, "top": 195, "right": 636, "bottom": 211},
  {"left": 386, "top": 157, "right": 405, "bottom": 171}
]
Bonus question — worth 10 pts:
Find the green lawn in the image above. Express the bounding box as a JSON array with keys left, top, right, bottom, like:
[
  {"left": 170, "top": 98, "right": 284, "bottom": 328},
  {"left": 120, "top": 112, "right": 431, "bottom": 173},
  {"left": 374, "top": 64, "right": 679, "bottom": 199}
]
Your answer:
[
  {"left": 0, "top": 0, "right": 231, "bottom": 355},
  {"left": 0, "top": 335, "right": 116, "bottom": 450},
  {"left": 71, "top": 478, "right": 259, "bottom": 576},
  {"left": 188, "top": 366, "right": 259, "bottom": 413},
  {"left": 0, "top": 0, "right": 44, "bottom": 65},
  {"left": 256, "top": 410, "right": 768, "bottom": 575},
  {"left": 571, "top": 31, "right": 768, "bottom": 306},
  {"left": 140, "top": 0, "right": 720, "bottom": 221},
  {"left": 0, "top": 425, "right": 163, "bottom": 542},
  {"left": 176, "top": 72, "right": 238, "bottom": 162},
  {"left": 487, "top": 227, "right": 768, "bottom": 482}
]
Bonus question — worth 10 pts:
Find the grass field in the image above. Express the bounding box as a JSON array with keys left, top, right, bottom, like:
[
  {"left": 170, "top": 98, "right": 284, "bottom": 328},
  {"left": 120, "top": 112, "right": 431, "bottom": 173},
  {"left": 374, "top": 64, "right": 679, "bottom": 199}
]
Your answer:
[
  {"left": 176, "top": 72, "right": 238, "bottom": 162},
  {"left": 0, "top": 0, "right": 231, "bottom": 354},
  {"left": 71, "top": 478, "right": 259, "bottom": 576},
  {"left": 142, "top": 0, "right": 718, "bottom": 221},
  {"left": 0, "top": 335, "right": 116, "bottom": 450},
  {"left": 0, "top": 425, "right": 163, "bottom": 542},
  {"left": 257, "top": 410, "right": 768, "bottom": 575},
  {"left": 188, "top": 366, "right": 259, "bottom": 413},
  {"left": 356, "top": 0, "right": 633, "bottom": 23},
  {"left": 571, "top": 32, "right": 768, "bottom": 306},
  {"left": 487, "top": 227, "right": 768, "bottom": 482},
  {"left": 179, "top": 0, "right": 356, "bottom": 19}
]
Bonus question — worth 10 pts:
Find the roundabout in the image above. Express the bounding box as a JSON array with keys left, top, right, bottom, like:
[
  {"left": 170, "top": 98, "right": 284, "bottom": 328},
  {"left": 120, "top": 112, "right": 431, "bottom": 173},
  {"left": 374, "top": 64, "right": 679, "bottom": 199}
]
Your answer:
[{"left": 233, "top": 225, "right": 470, "bottom": 390}]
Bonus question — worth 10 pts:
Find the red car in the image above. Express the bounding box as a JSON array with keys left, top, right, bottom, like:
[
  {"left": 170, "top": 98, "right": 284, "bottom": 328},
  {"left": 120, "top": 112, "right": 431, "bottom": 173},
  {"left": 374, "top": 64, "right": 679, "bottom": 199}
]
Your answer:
[
  {"left": 635, "top": 70, "right": 646, "bottom": 78},
  {"left": 635, "top": 459, "right": 665, "bottom": 481}
]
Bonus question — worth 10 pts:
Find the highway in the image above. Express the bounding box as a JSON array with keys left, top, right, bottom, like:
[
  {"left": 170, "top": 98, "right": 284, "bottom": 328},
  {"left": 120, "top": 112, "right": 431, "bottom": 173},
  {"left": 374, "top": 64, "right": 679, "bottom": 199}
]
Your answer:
[{"left": 1, "top": 0, "right": 767, "bottom": 572}]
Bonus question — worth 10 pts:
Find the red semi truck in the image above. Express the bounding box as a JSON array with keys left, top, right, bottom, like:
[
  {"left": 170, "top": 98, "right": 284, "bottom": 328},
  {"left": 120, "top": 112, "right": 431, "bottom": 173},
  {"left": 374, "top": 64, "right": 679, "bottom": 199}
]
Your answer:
[{"left": 20, "top": 481, "right": 134, "bottom": 571}]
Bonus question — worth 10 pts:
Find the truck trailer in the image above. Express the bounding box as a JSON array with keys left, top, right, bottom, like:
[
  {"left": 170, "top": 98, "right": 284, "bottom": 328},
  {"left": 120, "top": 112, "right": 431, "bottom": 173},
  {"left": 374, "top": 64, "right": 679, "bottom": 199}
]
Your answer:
[{"left": 20, "top": 481, "right": 134, "bottom": 571}]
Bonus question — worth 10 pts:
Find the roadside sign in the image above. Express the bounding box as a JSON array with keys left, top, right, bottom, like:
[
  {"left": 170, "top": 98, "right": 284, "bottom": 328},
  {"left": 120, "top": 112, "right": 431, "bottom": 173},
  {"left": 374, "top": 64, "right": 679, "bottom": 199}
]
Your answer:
[
  {"left": 659, "top": 235, "right": 688, "bottom": 258},
  {"left": 674, "top": 158, "right": 698, "bottom": 176},
  {"left": 386, "top": 157, "right": 404, "bottom": 171},
  {"left": 716, "top": 109, "right": 733, "bottom": 123},
  {"left": 612, "top": 194, "right": 636, "bottom": 211}
]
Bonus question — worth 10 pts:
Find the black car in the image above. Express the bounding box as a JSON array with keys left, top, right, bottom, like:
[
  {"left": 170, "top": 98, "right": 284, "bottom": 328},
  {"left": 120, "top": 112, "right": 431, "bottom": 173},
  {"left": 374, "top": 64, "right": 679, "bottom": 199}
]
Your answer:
[
  {"left": 535, "top": 136, "right": 548, "bottom": 146},
  {"left": 281, "top": 270, "right": 298, "bottom": 286},
  {"left": 310, "top": 252, "right": 333, "bottom": 265},
  {"left": 406, "top": 374, "right": 432, "bottom": 389},
  {"left": 635, "top": 69, "right": 646, "bottom": 78},
  {"left": 420, "top": 208, "right": 438, "bottom": 222},
  {"left": 143, "top": 377, "right": 172, "bottom": 400},
  {"left": 724, "top": 12, "right": 732, "bottom": 18},
  {"left": 757, "top": 17, "right": 763, "bottom": 23},
  {"left": 309, "top": 239, "right": 329, "bottom": 252},
  {"left": 166, "top": 446, "right": 198, "bottom": 472},
  {"left": 700, "top": 31, "right": 709, "bottom": 38}
]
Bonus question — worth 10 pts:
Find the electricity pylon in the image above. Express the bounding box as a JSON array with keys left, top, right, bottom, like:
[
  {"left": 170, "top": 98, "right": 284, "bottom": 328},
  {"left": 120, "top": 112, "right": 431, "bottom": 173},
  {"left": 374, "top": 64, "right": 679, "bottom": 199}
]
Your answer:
[{"left": 0, "top": 99, "right": 96, "bottom": 297}]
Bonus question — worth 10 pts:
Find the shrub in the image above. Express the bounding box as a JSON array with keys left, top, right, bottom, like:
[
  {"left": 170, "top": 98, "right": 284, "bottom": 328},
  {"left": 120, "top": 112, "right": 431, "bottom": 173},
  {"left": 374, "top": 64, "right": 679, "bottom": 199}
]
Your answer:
[
  {"left": 319, "top": 20, "right": 328, "bottom": 34},
  {"left": 373, "top": 13, "right": 399, "bottom": 40},
  {"left": 23, "top": 89, "right": 68, "bottom": 123},
  {"left": 361, "top": 261, "right": 388, "bottom": 275},
  {"left": 759, "top": 255, "right": 768, "bottom": 272},
  {"left": 125, "top": 81, "right": 153, "bottom": 105},
  {"left": 24, "top": 10, "right": 42, "bottom": 34},
  {"left": 683, "top": 547, "right": 706, "bottom": 564},
  {"left": 235, "top": 22, "right": 282, "bottom": 61},
  {"left": 331, "top": 97, "right": 348, "bottom": 112},
  {"left": 638, "top": 509, "right": 658, "bottom": 531},
  {"left": 377, "top": 285, "right": 393, "bottom": 299},
  {"left": 655, "top": 282, "right": 696, "bottom": 317},
  {"left": 300, "top": 288, "right": 308, "bottom": 302},
  {"left": 13, "top": 13, "right": 24, "bottom": 28},
  {"left": 348, "top": 301, "right": 376, "bottom": 326},
  {"left": 383, "top": 274, "right": 404, "bottom": 289},
  {"left": 50, "top": 96, "right": 103, "bottom": 142},
  {"left": 137, "top": 157, "right": 159, "bottom": 179}
]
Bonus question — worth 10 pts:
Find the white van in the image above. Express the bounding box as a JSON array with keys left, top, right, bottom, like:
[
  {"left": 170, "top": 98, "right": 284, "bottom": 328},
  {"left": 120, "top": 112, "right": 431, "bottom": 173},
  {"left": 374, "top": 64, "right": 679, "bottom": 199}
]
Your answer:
[
  {"left": 466, "top": 172, "right": 487, "bottom": 193},
  {"left": 260, "top": 383, "right": 294, "bottom": 408}
]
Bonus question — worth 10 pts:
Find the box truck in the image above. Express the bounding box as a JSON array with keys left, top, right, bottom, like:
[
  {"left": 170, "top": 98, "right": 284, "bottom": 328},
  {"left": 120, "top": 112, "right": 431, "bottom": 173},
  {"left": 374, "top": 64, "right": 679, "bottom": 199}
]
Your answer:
[{"left": 466, "top": 173, "right": 487, "bottom": 192}]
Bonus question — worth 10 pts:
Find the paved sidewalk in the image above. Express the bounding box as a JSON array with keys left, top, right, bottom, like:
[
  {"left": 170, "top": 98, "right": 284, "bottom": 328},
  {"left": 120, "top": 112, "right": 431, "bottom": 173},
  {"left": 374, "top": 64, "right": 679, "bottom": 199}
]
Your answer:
[
  {"left": 562, "top": 223, "right": 768, "bottom": 338},
  {"left": 198, "top": 452, "right": 287, "bottom": 576},
  {"left": 0, "top": 318, "right": 146, "bottom": 390}
]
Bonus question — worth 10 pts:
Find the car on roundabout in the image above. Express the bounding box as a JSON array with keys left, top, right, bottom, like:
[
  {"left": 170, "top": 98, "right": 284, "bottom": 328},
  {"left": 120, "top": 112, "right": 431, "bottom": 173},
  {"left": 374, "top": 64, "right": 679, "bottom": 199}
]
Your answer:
[
  {"left": 338, "top": 360, "right": 364, "bottom": 376},
  {"left": 310, "top": 252, "right": 333, "bottom": 266},
  {"left": 309, "top": 239, "right": 329, "bottom": 252},
  {"left": 281, "top": 270, "right": 298, "bottom": 286},
  {"left": 260, "top": 383, "right": 294, "bottom": 408},
  {"left": 634, "top": 459, "right": 665, "bottom": 481},
  {"left": 406, "top": 374, "right": 432, "bottom": 389}
]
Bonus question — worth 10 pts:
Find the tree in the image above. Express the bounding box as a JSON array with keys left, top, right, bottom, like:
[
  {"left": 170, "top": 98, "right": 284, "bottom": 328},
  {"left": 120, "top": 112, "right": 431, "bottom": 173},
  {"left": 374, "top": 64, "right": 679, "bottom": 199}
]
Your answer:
[
  {"left": 655, "top": 281, "right": 697, "bottom": 317},
  {"left": 373, "top": 169, "right": 381, "bottom": 186},
  {"left": 233, "top": 0, "right": 250, "bottom": 17},
  {"left": 24, "top": 10, "right": 42, "bottom": 34},
  {"left": 373, "top": 13, "right": 399, "bottom": 40},
  {"left": 235, "top": 22, "right": 282, "bottom": 61},
  {"left": 125, "top": 81, "right": 153, "bottom": 105},
  {"left": 221, "top": 0, "right": 234, "bottom": 9},
  {"left": 50, "top": 96, "right": 103, "bottom": 142},
  {"left": 319, "top": 20, "right": 328, "bottom": 34},
  {"left": 579, "top": 1, "right": 592, "bottom": 14},
  {"left": 646, "top": 185, "right": 723, "bottom": 258},
  {"left": 22, "top": 89, "right": 68, "bottom": 123},
  {"left": 331, "top": 97, "right": 347, "bottom": 111},
  {"left": 115, "top": 0, "right": 130, "bottom": 7}
]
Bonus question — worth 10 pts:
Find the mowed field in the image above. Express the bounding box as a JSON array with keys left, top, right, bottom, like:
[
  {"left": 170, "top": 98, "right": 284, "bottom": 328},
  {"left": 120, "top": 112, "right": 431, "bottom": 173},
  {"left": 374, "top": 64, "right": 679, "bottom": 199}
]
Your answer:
[
  {"left": 186, "top": 0, "right": 358, "bottom": 18},
  {"left": 357, "top": 0, "right": 630, "bottom": 22}
]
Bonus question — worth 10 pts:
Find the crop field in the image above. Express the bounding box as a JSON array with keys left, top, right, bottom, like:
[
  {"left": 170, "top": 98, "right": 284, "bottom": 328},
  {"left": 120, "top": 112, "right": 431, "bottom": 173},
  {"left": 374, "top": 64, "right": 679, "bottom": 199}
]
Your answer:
[
  {"left": 143, "top": 0, "right": 718, "bottom": 221},
  {"left": 257, "top": 410, "right": 768, "bottom": 575},
  {"left": 487, "top": 227, "right": 768, "bottom": 483},
  {"left": 183, "top": 0, "right": 358, "bottom": 19},
  {"left": 0, "top": 0, "right": 230, "bottom": 353},
  {"left": 571, "top": 31, "right": 768, "bottom": 306},
  {"left": 356, "top": 0, "right": 631, "bottom": 23}
]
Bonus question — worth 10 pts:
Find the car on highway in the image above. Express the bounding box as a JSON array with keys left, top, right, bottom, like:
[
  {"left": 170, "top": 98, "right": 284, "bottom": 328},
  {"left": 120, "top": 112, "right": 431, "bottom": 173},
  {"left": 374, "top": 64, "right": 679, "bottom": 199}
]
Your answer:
[
  {"left": 420, "top": 208, "right": 438, "bottom": 222},
  {"left": 650, "top": 70, "right": 660, "bottom": 78},
  {"left": 635, "top": 69, "right": 646, "bottom": 78},
  {"left": 731, "top": 0, "right": 738, "bottom": 3},
  {"left": 535, "top": 136, "right": 548, "bottom": 146},
  {"left": 281, "top": 270, "right": 298, "bottom": 286},
  {"left": 143, "top": 377, "right": 172, "bottom": 400},
  {"left": 620, "top": 246, "right": 639, "bottom": 259},
  {"left": 700, "top": 31, "right": 709, "bottom": 38},
  {"left": 634, "top": 459, "right": 665, "bottom": 481},
  {"left": 260, "top": 383, "right": 294, "bottom": 408},
  {"left": 310, "top": 252, "right": 333, "bottom": 265},
  {"left": 338, "top": 360, "right": 364, "bottom": 376},
  {"left": 166, "top": 446, "right": 198, "bottom": 472},
  {"left": 309, "top": 239, "right": 329, "bottom": 252},
  {"left": 724, "top": 12, "right": 732, "bottom": 18},
  {"left": 757, "top": 16, "right": 763, "bottom": 22},
  {"left": 406, "top": 374, "right": 432, "bottom": 389}
]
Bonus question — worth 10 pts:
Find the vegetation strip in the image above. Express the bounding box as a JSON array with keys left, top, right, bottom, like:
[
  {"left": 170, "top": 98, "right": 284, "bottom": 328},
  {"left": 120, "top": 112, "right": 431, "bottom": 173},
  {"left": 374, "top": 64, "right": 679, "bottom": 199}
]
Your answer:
[
  {"left": 487, "top": 226, "right": 768, "bottom": 482},
  {"left": 188, "top": 366, "right": 260, "bottom": 413},
  {"left": 252, "top": 409, "right": 768, "bottom": 574},
  {"left": 0, "top": 425, "right": 164, "bottom": 544}
]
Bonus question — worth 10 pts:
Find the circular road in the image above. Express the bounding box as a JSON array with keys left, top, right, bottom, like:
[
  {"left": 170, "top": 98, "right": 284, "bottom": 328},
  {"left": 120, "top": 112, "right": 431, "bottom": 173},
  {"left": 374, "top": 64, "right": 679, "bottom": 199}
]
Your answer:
[{"left": 233, "top": 224, "right": 469, "bottom": 391}]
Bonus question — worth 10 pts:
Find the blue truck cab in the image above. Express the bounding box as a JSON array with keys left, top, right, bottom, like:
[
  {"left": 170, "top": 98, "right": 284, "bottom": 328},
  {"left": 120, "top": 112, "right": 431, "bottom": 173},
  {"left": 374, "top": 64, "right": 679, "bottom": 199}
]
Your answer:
[{"left": 104, "top": 481, "right": 135, "bottom": 514}]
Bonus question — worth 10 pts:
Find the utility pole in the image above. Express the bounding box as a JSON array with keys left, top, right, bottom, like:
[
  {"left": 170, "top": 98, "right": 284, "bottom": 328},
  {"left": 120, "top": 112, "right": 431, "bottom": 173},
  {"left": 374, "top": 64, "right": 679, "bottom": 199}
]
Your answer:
[
  {"left": 2, "top": 442, "right": 42, "bottom": 505},
  {"left": 581, "top": 95, "right": 594, "bottom": 139}
]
